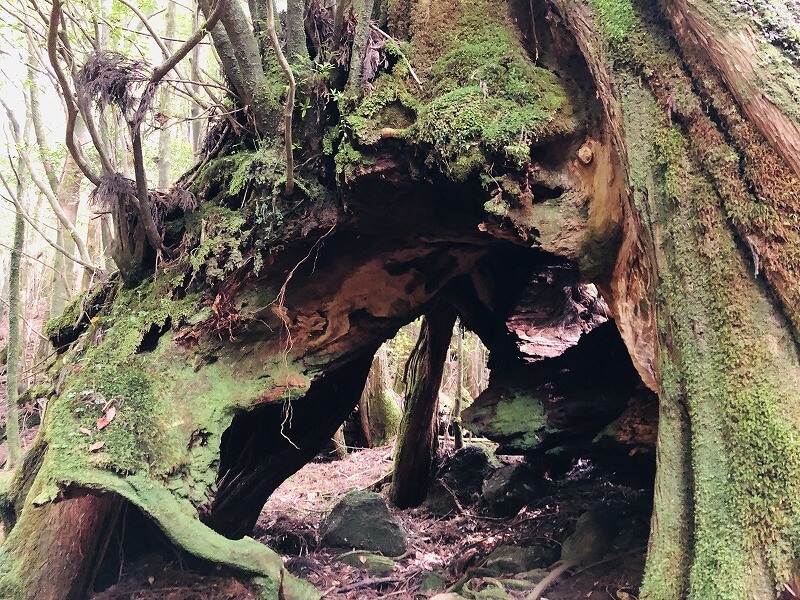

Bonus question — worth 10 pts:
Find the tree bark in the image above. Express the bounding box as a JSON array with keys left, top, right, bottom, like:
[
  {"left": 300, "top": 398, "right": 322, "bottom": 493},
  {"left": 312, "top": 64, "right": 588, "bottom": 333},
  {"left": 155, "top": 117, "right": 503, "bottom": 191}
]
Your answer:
[
  {"left": 453, "top": 321, "right": 464, "bottom": 450},
  {"left": 156, "top": 0, "right": 177, "bottom": 190},
  {"left": 358, "top": 345, "right": 401, "bottom": 447},
  {"left": 389, "top": 303, "right": 457, "bottom": 509},
  {"left": 4, "top": 173, "right": 25, "bottom": 470}
]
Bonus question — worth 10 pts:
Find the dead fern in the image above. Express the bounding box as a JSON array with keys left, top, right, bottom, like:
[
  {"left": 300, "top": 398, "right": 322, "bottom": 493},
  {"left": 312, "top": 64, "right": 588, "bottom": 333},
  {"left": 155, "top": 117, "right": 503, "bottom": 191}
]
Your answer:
[{"left": 77, "top": 51, "right": 147, "bottom": 116}]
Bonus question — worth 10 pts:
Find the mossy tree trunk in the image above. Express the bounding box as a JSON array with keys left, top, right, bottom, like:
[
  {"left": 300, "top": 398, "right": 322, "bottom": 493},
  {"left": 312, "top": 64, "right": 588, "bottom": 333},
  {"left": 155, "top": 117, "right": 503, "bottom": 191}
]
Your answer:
[
  {"left": 358, "top": 345, "right": 401, "bottom": 447},
  {"left": 389, "top": 303, "right": 457, "bottom": 509},
  {"left": 545, "top": 0, "right": 800, "bottom": 595}
]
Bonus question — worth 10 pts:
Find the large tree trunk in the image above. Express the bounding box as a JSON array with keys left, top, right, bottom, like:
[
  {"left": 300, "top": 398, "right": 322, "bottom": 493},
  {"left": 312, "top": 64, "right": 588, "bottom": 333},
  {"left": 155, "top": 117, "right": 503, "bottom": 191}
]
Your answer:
[{"left": 4, "top": 0, "right": 800, "bottom": 597}]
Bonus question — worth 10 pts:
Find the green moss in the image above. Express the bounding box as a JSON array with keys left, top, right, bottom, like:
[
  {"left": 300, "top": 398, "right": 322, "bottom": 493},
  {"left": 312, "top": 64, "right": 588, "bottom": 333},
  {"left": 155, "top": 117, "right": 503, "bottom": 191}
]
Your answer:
[
  {"left": 194, "top": 144, "right": 284, "bottom": 203},
  {"left": 409, "top": 5, "right": 576, "bottom": 181},
  {"left": 336, "top": 0, "right": 578, "bottom": 182},
  {"left": 188, "top": 205, "right": 249, "bottom": 279},
  {"left": 619, "top": 74, "right": 800, "bottom": 598},
  {"left": 587, "top": 0, "right": 639, "bottom": 45},
  {"left": 464, "top": 392, "right": 549, "bottom": 453},
  {"left": 44, "top": 281, "right": 112, "bottom": 345},
  {"left": 335, "top": 141, "right": 373, "bottom": 181}
]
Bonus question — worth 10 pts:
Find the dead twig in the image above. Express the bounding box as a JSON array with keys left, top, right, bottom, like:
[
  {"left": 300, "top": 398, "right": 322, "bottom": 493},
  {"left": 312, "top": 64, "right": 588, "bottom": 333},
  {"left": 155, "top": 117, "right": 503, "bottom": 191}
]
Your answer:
[{"left": 333, "top": 576, "right": 402, "bottom": 593}]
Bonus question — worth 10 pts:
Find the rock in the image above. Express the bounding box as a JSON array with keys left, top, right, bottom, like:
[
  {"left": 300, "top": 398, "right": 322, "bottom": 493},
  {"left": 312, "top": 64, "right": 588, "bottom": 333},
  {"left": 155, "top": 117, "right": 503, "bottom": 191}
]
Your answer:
[
  {"left": 338, "top": 551, "right": 396, "bottom": 574},
  {"left": 461, "top": 577, "right": 512, "bottom": 598},
  {"left": 560, "top": 510, "right": 617, "bottom": 564},
  {"left": 321, "top": 490, "right": 407, "bottom": 556},
  {"left": 516, "top": 568, "right": 549, "bottom": 582},
  {"left": 440, "top": 445, "right": 495, "bottom": 503},
  {"left": 483, "top": 544, "right": 556, "bottom": 575},
  {"left": 424, "top": 445, "right": 496, "bottom": 516},
  {"left": 481, "top": 463, "right": 537, "bottom": 517},
  {"left": 420, "top": 571, "right": 447, "bottom": 592}
]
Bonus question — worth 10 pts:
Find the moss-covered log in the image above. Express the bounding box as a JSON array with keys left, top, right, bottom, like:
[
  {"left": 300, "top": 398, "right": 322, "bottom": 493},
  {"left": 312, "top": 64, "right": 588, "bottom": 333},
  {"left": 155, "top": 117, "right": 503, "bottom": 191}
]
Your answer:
[{"left": 3, "top": 0, "right": 800, "bottom": 597}]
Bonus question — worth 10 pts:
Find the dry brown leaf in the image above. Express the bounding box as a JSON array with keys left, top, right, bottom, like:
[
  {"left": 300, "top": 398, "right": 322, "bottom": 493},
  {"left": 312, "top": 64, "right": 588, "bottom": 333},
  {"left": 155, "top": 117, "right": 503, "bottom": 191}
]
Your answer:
[
  {"left": 79, "top": 427, "right": 92, "bottom": 436},
  {"left": 89, "top": 440, "right": 105, "bottom": 452},
  {"left": 96, "top": 406, "right": 116, "bottom": 430}
]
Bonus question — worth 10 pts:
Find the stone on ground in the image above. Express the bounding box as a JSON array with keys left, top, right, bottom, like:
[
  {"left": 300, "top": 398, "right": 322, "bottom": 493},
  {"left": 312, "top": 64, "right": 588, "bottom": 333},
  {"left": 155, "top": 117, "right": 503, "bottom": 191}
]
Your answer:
[
  {"left": 483, "top": 544, "right": 556, "bottom": 575},
  {"left": 424, "top": 445, "right": 496, "bottom": 515},
  {"left": 481, "top": 463, "right": 537, "bottom": 517},
  {"left": 320, "top": 490, "right": 407, "bottom": 556}
]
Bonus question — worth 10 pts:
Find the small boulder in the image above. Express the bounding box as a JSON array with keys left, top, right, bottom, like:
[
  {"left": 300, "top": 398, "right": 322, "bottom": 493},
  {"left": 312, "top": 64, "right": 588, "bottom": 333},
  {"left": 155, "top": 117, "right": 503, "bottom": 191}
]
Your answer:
[
  {"left": 439, "top": 445, "right": 495, "bottom": 504},
  {"left": 424, "top": 445, "right": 495, "bottom": 516},
  {"left": 338, "top": 551, "right": 396, "bottom": 574},
  {"left": 419, "top": 571, "right": 447, "bottom": 592},
  {"left": 321, "top": 490, "right": 407, "bottom": 556},
  {"left": 481, "top": 463, "right": 537, "bottom": 517},
  {"left": 483, "top": 544, "right": 556, "bottom": 575}
]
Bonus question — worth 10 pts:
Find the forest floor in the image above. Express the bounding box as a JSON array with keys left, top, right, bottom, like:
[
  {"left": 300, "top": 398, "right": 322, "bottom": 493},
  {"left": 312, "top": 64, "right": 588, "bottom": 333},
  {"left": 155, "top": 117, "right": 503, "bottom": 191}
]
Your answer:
[
  {"left": 5, "top": 425, "right": 651, "bottom": 599},
  {"left": 255, "top": 443, "right": 650, "bottom": 600}
]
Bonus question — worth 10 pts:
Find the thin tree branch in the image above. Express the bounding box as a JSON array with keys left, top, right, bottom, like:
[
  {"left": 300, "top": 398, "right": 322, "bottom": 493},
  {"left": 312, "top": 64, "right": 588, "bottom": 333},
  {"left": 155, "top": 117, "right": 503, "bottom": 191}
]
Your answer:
[
  {"left": 0, "top": 189, "right": 98, "bottom": 272},
  {"left": 0, "top": 296, "right": 49, "bottom": 344},
  {"left": 46, "top": 0, "right": 103, "bottom": 185},
  {"left": 115, "top": 0, "right": 212, "bottom": 110},
  {"left": 150, "top": 0, "right": 226, "bottom": 85},
  {"left": 1, "top": 99, "right": 97, "bottom": 271},
  {"left": 266, "top": 0, "right": 295, "bottom": 196}
]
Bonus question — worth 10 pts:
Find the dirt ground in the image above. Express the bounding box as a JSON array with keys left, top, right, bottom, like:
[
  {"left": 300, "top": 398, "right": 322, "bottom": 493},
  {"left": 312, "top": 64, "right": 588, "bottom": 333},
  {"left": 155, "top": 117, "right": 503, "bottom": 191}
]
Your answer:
[
  {"left": 11, "top": 435, "right": 649, "bottom": 599},
  {"left": 255, "top": 444, "right": 650, "bottom": 600}
]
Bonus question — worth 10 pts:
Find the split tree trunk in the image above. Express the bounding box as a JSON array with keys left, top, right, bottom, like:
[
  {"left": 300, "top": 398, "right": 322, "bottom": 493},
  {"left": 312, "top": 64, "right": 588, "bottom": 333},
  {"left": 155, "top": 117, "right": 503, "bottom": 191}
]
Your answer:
[
  {"left": 4, "top": 0, "right": 800, "bottom": 598},
  {"left": 389, "top": 303, "right": 457, "bottom": 508}
]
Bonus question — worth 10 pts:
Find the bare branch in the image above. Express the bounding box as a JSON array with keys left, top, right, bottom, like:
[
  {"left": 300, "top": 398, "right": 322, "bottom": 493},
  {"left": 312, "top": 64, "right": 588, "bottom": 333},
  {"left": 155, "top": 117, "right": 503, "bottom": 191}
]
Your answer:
[
  {"left": 266, "top": 0, "right": 296, "bottom": 196},
  {"left": 0, "top": 185, "right": 98, "bottom": 272},
  {"left": 1, "top": 98, "right": 97, "bottom": 271},
  {"left": 115, "top": 0, "right": 211, "bottom": 110},
  {"left": 150, "top": 0, "right": 226, "bottom": 85},
  {"left": 46, "top": 0, "right": 103, "bottom": 185}
]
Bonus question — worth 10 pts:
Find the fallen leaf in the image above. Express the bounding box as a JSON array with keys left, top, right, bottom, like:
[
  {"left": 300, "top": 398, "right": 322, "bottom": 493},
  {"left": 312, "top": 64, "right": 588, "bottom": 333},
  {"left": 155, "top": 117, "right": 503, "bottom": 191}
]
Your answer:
[
  {"left": 89, "top": 441, "right": 105, "bottom": 452},
  {"left": 79, "top": 427, "right": 92, "bottom": 436},
  {"left": 148, "top": 575, "right": 155, "bottom": 586},
  {"left": 359, "top": 555, "right": 366, "bottom": 564},
  {"left": 96, "top": 406, "right": 116, "bottom": 430}
]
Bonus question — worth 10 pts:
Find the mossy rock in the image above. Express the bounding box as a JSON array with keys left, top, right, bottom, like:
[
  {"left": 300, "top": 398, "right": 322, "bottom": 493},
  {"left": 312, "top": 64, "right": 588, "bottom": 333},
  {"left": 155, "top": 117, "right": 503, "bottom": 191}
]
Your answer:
[
  {"left": 338, "top": 551, "right": 396, "bottom": 574},
  {"left": 420, "top": 571, "right": 447, "bottom": 592},
  {"left": 483, "top": 544, "right": 556, "bottom": 576},
  {"left": 460, "top": 577, "right": 512, "bottom": 599},
  {"left": 321, "top": 490, "right": 407, "bottom": 556},
  {"left": 44, "top": 280, "right": 114, "bottom": 348}
]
